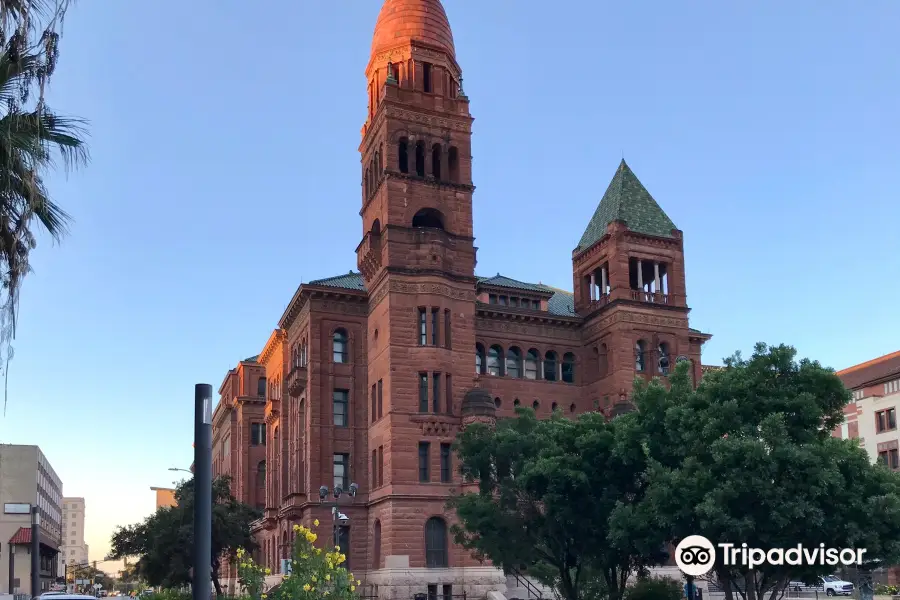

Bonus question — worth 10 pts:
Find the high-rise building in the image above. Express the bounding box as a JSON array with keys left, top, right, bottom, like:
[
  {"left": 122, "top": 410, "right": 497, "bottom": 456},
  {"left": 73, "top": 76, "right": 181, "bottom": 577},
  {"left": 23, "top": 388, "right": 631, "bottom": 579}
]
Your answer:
[
  {"left": 58, "top": 498, "right": 89, "bottom": 575},
  {"left": 216, "top": 1, "right": 714, "bottom": 597},
  {"left": 149, "top": 487, "right": 177, "bottom": 509},
  {"left": 0, "top": 444, "right": 63, "bottom": 594}
]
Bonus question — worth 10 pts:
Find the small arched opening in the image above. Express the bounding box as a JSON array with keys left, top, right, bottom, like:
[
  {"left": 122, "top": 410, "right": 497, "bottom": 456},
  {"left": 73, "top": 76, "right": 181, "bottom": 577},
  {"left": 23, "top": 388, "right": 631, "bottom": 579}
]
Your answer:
[
  {"left": 415, "top": 140, "right": 426, "bottom": 177},
  {"left": 448, "top": 146, "right": 459, "bottom": 182},
  {"left": 411, "top": 208, "right": 445, "bottom": 230},
  {"left": 398, "top": 138, "right": 409, "bottom": 173},
  {"left": 431, "top": 143, "right": 442, "bottom": 180},
  {"left": 371, "top": 219, "right": 381, "bottom": 236}
]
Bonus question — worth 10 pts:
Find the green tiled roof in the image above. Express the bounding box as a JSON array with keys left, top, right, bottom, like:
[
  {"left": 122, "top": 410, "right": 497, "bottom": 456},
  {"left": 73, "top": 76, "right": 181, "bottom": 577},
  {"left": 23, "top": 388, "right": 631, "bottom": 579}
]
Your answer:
[
  {"left": 304, "top": 271, "right": 578, "bottom": 318},
  {"left": 576, "top": 159, "right": 677, "bottom": 251},
  {"left": 308, "top": 271, "right": 367, "bottom": 291},
  {"left": 242, "top": 355, "right": 259, "bottom": 363},
  {"left": 476, "top": 274, "right": 548, "bottom": 293}
]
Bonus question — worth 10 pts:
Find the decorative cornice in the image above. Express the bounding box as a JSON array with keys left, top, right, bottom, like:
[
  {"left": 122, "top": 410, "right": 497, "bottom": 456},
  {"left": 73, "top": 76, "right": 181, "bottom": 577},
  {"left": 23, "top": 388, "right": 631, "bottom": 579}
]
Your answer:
[
  {"left": 258, "top": 330, "right": 286, "bottom": 367},
  {"left": 476, "top": 284, "right": 554, "bottom": 299},
  {"left": 583, "top": 309, "right": 690, "bottom": 339},
  {"left": 383, "top": 105, "right": 473, "bottom": 133},
  {"left": 475, "top": 314, "right": 581, "bottom": 342}
]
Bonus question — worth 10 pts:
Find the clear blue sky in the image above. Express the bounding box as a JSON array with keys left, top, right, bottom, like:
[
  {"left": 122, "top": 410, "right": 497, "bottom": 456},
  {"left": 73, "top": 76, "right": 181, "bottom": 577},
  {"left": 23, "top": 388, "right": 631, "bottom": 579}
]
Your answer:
[{"left": 0, "top": 0, "right": 897, "bottom": 566}]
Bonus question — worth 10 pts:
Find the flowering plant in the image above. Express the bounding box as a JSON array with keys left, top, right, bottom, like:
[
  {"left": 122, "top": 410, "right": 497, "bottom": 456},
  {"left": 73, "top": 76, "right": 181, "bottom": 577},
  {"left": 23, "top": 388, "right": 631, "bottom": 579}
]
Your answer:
[
  {"left": 235, "top": 519, "right": 360, "bottom": 600},
  {"left": 236, "top": 547, "right": 270, "bottom": 600}
]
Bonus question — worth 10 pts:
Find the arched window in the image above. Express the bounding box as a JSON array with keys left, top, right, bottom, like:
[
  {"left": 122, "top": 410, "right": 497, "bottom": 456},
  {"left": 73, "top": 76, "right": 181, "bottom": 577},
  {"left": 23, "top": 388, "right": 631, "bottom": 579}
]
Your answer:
[
  {"left": 364, "top": 167, "right": 370, "bottom": 198},
  {"left": 569, "top": 403, "right": 576, "bottom": 414},
  {"left": 562, "top": 353, "right": 576, "bottom": 383},
  {"left": 532, "top": 400, "right": 539, "bottom": 410},
  {"left": 599, "top": 343, "right": 609, "bottom": 377},
  {"left": 257, "top": 377, "right": 267, "bottom": 397},
  {"left": 551, "top": 402, "right": 558, "bottom": 411},
  {"left": 257, "top": 460, "right": 266, "bottom": 488},
  {"left": 333, "top": 329, "right": 349, "bottom": 363},
  {"left": 487, "top": 345, "right": 503, "bottom": 376},
  {"left": 371, "top": 219, "right": 381, "bottom": 236},
  {"left": 506, "top": 347, "right": 522, "bottom": 378},
  {"left": 543, "top": 351, "right": 558, "bottom": 381},
  {"left": 475, "top": 343, "right": 486, "bottom": 374},
  {"left": 412, "top": 207, "right": 445, "bottom": 229},
  {"left": 374, "top": 520, "right": 382, "bottom": 569},
  {"left": 658, "top": 342, "right": 671, "bottom": 375},
  {"left": 431, "top": 144, "right": 442, "bottom": 180},
  {"left": 424, "top": 517, "right": 448, "bottom": 568},
  {"left": 398, "top": 138, "right": 409, "bottom": 173},
  {"left": 525, "top": 349, "right": 539, "bottom": 380},
  {"left": 494, "top": 397, "right": 501, "bottom": 408},
  {"left": 513, "top": 398, "right": 520, "bottom": 407},
  {"left": 635, "top": 340, "right": 646, "bottom": 372},
  {"left": 415, "top": 141, "right": 425, "bottom": 177},
  {"left": 448, "top": 146, "right": 459, "bottom": 182}
]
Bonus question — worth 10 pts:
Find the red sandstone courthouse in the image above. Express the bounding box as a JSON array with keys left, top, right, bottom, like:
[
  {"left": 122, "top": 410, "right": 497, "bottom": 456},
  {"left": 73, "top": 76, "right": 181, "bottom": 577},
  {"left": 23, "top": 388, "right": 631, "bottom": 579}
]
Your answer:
[{"left": 210, "top": 0, "right": 712, "bottom": 597}]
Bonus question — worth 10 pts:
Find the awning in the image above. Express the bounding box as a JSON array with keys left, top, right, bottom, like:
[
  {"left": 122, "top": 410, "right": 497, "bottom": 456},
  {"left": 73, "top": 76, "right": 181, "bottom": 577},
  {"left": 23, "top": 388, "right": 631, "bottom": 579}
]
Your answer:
[{"left": 8, "top": 527, "right": 60, "bottom": 551}]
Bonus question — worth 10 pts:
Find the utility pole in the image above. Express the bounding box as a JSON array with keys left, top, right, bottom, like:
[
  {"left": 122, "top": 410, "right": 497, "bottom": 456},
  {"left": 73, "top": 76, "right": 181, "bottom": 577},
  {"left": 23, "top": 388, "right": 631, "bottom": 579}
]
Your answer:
[
  {"left": 31, "top": 506, "right": 40, "bottom": 598},
  {"left": 193, "top": 384, "right": 213, "bottom": 600}
]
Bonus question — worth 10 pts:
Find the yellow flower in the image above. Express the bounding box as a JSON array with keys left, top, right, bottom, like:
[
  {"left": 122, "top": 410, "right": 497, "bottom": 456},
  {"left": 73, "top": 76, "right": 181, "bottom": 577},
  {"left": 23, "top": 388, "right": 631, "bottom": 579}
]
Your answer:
[
  {"left": 306, "top": 532, "right": 317, "bottom": 543},
  {"left": 264, "top": 568, "right": 271, "bottom": 575},
  {"left": 261, "top": 596, "right": 267, "bottom": 599},
  {"left": 351, "top": 586, "right": 356, "bottom": 592},
  {"left": 338, "top": 554, "right": 346, "bottom": 564},
  {"left": 292, "top": 524, "right": 300, "bottom": 532},
  {"left": 236, "top": 548, "right": 245, "bottom": 557},
  {"left": 315, "top": 548, "right": 322, "bottom": 555},
  {"left": 335, "top": 545, "right": 340, "bottom": 552},
  {"left": 325, "top": 575, "right": 331, "bottom": 582},
  {"left": 357, "top": 580, "right": 362, "bottom": 585},
  {"left": 314, "top": 519, "right": 320, "bottom": 526},
  {"left": 312, "top": 576, "right": 317, "bottom": 583},
  {"left": 303, "top": 584, "right": 311, "bottom": 592}
]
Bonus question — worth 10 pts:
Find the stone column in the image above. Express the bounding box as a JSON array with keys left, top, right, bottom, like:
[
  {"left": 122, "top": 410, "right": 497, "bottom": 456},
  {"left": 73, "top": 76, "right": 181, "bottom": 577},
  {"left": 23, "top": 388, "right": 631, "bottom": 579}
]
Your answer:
[
  {"left": 590, "top": 273, "right": 596, "bottom": 301},
  {"left": 654, "top": 262, "right": 661, "bottom": 296},
  {"left": 601, "top": 266, "right": 608, "bottom": 297}
]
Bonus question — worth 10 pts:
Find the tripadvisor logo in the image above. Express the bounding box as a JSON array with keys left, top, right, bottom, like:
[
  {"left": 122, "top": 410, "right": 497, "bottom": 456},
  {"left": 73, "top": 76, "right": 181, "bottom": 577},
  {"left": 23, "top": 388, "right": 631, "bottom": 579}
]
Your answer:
[{"left": 675, "top": 535, "right": 867, "bottom": 577}]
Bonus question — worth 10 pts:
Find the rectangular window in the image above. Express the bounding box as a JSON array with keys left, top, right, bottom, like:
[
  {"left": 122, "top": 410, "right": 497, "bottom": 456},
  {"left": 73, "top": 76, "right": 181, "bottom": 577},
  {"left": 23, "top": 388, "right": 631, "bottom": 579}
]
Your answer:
[
  {"left": 879, "top": 449, "right": 900, "bottom": 469},
  {"left": 333, "top": 390, "right": 349, "bottom": 427},
  {"left": 431, "top": 308, "right": 439, "bottom": 346},
  {"left": 446, "top": 374, "right": 452, "bottom": 415},
  {"left": 442, "top": 584, "right": 453, "bottom": 600},
  {"left": 418, "top": 308, "right": 427, "bottom": 346},
  {"left": 427, "top": 585, "right": 438, "bottom": 600},
  {"left": 378, "top": 445, "right": 384, "bottom": 487},
  {"left": 422, "top": 62, "right": 432, "bottom": 93},
  {"left": 251, "top": 423, "right": 266, "bottom": 446},
  {"left": 489, "top": 294, "right": 497, "bottom": 304},
  {"left": 533, "top": 300, "right": 540, "bottom": 310},
  {"left": 876, "top": 408, "right": 897, "bottom": 432},
  {"left": 499, "top": 295, "right": 508, "bottom": 305},
  {"left": 418, "top": 442, "right": 430, "bottom": 482},
  {"left": 440, "top": 443, "right": 451, "bottom": 483},
  {"left": 433, "top": 372, "right": 441, "bottom": 413},
  {"left": 510, "top": 297, "right": 519, "bottom": 307},
  {"left": 333, "top": 453, "right": 349, "bottom": 491},
  {"left": 377, "top": 379, "right": 383, "bottom": 419},
  {"left": 372, "top": 449, "right": 378, "bottom": 488},
  {"left": 419, "top": 373, "right": 429, "bottom": 413},
  {"left": 371, "top": 384, "right": 377, "bottom": 422},
  {"left": 444, "top": 309, "right": 451, "bottom": 349}
]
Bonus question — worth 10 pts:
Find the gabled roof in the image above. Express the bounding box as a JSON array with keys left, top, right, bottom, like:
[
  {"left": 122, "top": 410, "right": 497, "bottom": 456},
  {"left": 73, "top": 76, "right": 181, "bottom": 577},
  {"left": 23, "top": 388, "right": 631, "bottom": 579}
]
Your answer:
[
  {"left": 576, "top": 159, "right": 677, "bottom": 251},
  {"left": 309, "top": 271, "right": 367, "bottom": 291}
]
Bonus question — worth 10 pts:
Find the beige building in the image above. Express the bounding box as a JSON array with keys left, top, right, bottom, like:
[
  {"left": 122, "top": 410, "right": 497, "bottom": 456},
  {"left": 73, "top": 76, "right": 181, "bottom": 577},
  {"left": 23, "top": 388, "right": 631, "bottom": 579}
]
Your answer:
[
  {"left": 58, "top": 498, "right": 89, "bottom": 576},
  {"left": 834, "top": 351, "right": 900, "bottom": 465},
  {"left": 0, "top": 444, "right": 63, "bottom": 594},
  {"left": 150, "top": 487, "right": 177, "bottom": 509}
]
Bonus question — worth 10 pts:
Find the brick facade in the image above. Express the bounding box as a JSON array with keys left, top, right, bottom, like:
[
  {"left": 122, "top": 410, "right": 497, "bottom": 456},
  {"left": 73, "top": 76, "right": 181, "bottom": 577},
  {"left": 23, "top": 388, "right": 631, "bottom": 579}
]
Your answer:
[{"left": 214, "top": 1, "right": 713, "bottom": 598}]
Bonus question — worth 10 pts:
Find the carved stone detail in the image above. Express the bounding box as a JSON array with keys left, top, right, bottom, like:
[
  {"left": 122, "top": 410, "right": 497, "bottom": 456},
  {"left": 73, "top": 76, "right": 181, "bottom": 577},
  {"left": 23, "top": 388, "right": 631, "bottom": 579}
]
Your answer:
[
  {"left": 388, "top": 280, "right": 477, "bottom": 301},
  {"left": 421, "top": 420, "right": 458, "bottom": 437},
  {"left": 386, "top": 109, "right": 470, "bottom": 133},
  {"left": 311, "top": 299, "right": 368, "bottom": 316}
]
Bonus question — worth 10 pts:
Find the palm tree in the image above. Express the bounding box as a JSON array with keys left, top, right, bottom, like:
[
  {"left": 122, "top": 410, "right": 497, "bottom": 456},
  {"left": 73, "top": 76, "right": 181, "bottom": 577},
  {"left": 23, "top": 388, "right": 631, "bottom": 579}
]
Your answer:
[{"left": 0, "top": 0, "right": 87, "bottom": 363}]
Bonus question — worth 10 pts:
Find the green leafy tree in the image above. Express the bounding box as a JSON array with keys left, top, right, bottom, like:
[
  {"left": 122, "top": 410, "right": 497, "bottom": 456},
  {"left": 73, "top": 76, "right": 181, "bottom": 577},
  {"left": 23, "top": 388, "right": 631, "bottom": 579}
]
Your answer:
[
  {"left": 631, "top": 344, "right": 900, "bottom": 600},
  {"left": 0, "top": 0, "right": 88, "bottom": 383},
  {"left": 107, "top": 475, "right": 261, "bottom": 595},
  {"left": 450, "top": 407, "right": 667, "bottom": 600}
]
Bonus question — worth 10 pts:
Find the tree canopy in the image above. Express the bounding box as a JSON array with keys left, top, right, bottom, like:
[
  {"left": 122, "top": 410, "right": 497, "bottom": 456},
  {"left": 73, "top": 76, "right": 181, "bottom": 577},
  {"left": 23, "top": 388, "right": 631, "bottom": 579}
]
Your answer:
[
  {"left": 449, "top": 408, "right": 667, "bottom": 600},
  {"left": 450, "top": 343, "right": 900, "bottom": 600},
  {"left": 631, "top": 344, "right": 900, "bottom": 600},
  {"left": 107, "top": 475, "right": 260, "bottom": 594}
]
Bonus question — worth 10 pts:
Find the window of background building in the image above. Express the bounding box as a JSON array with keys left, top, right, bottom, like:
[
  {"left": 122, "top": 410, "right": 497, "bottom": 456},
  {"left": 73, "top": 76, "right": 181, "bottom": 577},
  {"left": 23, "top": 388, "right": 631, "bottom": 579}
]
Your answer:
[
  {"left": 879, "top": 448, "right": 899, "bottom": 469},
  {"left": 877, "top": 408, "right": 897, "bottom": 432},
  {"left": 440, "top": 443, "right": 451, "bottom": 483}
]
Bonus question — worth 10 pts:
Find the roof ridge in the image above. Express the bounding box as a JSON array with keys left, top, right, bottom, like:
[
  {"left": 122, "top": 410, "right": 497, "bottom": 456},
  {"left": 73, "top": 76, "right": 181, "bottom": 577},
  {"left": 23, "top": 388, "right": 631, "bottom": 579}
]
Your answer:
[{"left": 837, "top": 350, "right": 900, "bottom": 375}]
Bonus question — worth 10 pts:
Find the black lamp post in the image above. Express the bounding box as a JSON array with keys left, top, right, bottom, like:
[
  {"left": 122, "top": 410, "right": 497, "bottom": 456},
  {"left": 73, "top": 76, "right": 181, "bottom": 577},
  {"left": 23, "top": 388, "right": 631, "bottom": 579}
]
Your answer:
[
  {"left": 30, "top": 506, "right": 40, "bottom": 598},
  {"left": 317, "top": 483, "right": 358, "bottom": 550}
]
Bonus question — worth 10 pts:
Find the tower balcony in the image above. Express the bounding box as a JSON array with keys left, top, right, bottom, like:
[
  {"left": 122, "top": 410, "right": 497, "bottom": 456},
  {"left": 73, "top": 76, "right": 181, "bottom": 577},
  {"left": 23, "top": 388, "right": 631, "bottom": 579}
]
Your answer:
[
  {"left": 631, "top": 290, "right": 670, "bottom": 304},
  {"left": 287, "top": 366, "right": 307, "bottom": 397}
]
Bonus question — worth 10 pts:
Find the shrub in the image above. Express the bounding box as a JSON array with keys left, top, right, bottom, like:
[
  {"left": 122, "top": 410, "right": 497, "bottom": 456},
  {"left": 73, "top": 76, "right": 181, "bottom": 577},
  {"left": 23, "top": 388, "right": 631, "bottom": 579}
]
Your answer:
[{"left": 625, "top": 577, "right": 683, "bottom": 600}]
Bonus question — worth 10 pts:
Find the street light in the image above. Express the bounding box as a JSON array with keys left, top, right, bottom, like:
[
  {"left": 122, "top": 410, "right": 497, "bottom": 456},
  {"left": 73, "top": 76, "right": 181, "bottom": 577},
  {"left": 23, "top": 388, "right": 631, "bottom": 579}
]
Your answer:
[
  {"left": 168, "top": 467, "right": 192, "bottom": 474},
  {"left": 318, "top": 482, "right": 358, "bottom": 549},
  {"left": 31, "top": 506, "right": 39, "bottom": 598}
]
